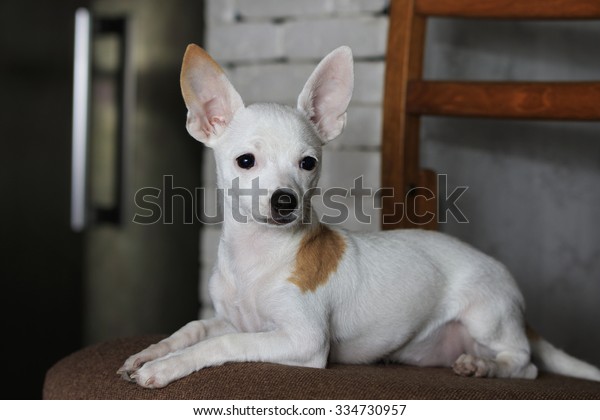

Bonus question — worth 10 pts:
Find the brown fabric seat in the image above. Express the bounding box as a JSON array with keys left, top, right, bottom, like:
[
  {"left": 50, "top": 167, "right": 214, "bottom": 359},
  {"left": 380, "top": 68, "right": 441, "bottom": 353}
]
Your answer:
[{"left": 43, "top": 335, "right": 600, "bottom": 399}]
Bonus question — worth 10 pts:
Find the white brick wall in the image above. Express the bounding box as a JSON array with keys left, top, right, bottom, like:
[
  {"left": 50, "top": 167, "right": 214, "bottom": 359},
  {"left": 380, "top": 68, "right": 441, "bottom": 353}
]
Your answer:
[
  {"left": 238, "top": 0, "right": 336, "bottom": 19},
  {"left": 228, "top": 61, "right": 384, "bottom": 105},
  {"left": 200, "top": 0, "right": 389, "bottom": 315},
  {"left": 208, "top": 23, "right": 283, "bottom": 61},
  {"left": 236, "top": 0, "right": 389, "bottom": 18},
  {"left": 284, "top": 17, "right": 388, "bottom": 60}
]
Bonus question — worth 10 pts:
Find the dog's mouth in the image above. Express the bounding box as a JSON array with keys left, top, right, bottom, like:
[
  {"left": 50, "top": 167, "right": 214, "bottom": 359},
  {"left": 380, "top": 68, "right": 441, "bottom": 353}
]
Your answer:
[
  {"left": 269, "top": 212, "right": 298, "bottom": 226},
  {"left": 251, "top": 213, "right": 298, "bottom": 226}
]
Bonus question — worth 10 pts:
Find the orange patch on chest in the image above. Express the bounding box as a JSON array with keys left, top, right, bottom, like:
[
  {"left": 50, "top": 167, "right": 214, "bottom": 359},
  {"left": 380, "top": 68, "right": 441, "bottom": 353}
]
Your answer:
[{"left": 288, "top": 224, "right": 347, "bottom": 293}]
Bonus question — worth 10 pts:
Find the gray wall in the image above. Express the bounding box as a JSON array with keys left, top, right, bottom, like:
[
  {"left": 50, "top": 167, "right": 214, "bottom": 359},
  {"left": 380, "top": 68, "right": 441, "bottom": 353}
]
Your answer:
[{"left": 422, "top": 19, "right": 600, "bottom": 366}]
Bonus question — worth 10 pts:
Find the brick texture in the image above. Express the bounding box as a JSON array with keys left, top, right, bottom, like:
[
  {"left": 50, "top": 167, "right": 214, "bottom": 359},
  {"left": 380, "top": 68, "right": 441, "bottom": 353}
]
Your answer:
[{"left": 283, "top": 17, "right": 388, "bottom": 60}]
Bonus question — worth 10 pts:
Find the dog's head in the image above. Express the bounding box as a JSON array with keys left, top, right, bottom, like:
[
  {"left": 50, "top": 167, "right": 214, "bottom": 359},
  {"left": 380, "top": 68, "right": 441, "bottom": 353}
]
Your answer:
[{"left": 180, "top": 44, "right": 354, "bottom": 227}]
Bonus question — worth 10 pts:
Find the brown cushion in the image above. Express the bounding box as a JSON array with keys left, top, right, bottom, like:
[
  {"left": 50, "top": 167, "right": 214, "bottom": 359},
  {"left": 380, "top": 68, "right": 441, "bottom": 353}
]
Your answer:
[{"left": 43, "top": 335, "right": 600, "bottom": 399}]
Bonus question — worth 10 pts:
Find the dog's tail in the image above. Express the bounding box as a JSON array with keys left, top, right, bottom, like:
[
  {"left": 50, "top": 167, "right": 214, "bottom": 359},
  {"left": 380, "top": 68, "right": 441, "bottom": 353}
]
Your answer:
[{"left": 527, "top": 325, "right": 600, "bottom": 382}]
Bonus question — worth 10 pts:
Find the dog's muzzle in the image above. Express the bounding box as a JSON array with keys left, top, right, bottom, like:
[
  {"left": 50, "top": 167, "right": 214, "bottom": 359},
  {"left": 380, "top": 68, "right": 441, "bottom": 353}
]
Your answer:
[{"left": 270, "top": 188, "right": 298, "bottom": 225}]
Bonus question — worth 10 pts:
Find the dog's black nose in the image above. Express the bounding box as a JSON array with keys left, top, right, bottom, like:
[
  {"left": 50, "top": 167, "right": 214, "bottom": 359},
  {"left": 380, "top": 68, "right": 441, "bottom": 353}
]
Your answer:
[{"left": 271, "top": 189, "right": 298, "bottom": 220}]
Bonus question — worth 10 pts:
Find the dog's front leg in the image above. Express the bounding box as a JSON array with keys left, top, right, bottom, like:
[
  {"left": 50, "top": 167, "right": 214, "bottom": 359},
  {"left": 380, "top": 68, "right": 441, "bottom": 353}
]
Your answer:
[
  {"left": 131, "top": 329, "right": 328, "bottom": 388},
  {"left": 118, "top": 317, "right": 236, "bottom": 380}
]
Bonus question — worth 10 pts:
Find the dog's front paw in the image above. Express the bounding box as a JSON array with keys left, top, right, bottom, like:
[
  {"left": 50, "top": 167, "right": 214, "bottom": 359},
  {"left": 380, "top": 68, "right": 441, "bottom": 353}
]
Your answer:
[
  {"left": 452, "top": 354, "right": 496, "bottom": 378},
  {"left": 117, "top": 342, "right": 170, "bottom": 381},
  {"left": 129, "top": 356, "right": 192, "bottom": 389},
  {"left": 117, "top": 354, "right": 145, "bottom": 382}
]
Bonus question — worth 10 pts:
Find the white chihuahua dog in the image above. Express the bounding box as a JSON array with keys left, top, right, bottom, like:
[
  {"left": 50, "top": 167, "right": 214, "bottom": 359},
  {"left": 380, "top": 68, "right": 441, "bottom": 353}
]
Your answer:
[{"left": 118, "top": 44, "right": 600, "bottom": 388}]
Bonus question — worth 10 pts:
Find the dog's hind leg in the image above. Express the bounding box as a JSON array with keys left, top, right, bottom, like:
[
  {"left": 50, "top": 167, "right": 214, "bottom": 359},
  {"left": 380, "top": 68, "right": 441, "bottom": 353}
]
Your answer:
[{"left": 452, "top": 303, "right": 538, "bottom": 379}]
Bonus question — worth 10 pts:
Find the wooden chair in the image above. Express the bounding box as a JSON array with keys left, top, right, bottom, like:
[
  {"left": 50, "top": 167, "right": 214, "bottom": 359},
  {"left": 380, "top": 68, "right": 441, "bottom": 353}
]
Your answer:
[{"left": 381, "top": 0, "right": 600, "bottom": 230}]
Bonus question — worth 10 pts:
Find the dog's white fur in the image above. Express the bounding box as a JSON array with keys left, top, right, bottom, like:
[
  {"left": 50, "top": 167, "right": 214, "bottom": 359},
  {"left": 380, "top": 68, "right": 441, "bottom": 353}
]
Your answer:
[{"left": 118, "top": 44, "right": 600, "bottom": 388}]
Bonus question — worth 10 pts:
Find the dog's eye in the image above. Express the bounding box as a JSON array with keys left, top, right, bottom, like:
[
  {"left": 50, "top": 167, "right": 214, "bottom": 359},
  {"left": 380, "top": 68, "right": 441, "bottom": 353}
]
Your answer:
[
  {"left": 236, "top": 153, "right": 255, "bottom": 169},
  {"left": 300, "top": 156, "right": 317, "bottom": 171}
]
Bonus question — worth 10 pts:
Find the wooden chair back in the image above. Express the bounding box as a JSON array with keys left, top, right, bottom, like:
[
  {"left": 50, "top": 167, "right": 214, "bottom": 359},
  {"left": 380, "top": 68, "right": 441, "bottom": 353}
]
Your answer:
[{"left": 381, "top": 0, "right": 600, "bottom": 230}]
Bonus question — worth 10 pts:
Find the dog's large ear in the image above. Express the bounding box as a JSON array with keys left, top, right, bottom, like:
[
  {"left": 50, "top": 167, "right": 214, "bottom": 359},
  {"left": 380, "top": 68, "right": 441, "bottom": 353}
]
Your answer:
[
  {"left": 180, "top": 44, "right": 244, "bottom": 146},
  {"left": 297, "top": 46, "right": 354, "bottom": 143}
]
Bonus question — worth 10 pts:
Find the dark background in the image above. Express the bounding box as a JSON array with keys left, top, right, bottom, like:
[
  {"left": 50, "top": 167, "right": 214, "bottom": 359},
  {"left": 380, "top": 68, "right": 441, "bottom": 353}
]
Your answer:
[{"left": 0, "top": 0, "right": 205, "bottom": 398}]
